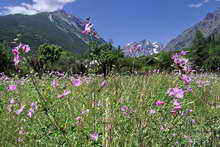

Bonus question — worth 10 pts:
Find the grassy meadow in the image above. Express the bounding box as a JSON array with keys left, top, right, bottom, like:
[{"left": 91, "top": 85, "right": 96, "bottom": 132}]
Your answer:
[{"left": 0, "top": 72, "right": 220, "bottom": 146}]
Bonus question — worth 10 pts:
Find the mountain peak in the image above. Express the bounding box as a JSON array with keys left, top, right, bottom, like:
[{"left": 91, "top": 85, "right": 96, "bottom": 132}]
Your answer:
[
  {"left": 123, "top": 40, "right": 163, "bottom": 57},
  {"left": 165, "top": 8, "right": 220, "bottom": 51}
]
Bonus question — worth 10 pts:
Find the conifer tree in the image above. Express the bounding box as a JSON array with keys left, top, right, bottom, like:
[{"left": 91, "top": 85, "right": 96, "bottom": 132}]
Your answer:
[{"left": 191, "top": 30, "right": 209, "bottom": 69}]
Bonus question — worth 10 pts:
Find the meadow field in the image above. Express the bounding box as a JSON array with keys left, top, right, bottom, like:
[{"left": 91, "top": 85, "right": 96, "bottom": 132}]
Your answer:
[{"left": 1, "top": 71, "right": 220, "bottom": 146}]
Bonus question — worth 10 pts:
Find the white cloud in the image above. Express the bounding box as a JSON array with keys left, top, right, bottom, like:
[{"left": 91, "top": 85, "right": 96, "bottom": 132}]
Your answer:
[
  {"left": 189, "top": 0, "right": 211, "bottom": 8},
  {"left": 189, "top": 3, "right": 203, "bottom": 8},
  {"left": 2, "top": 0, "right": 76, "bottom": 15}
]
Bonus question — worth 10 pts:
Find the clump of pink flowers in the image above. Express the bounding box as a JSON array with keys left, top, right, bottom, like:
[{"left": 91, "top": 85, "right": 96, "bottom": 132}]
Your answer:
[
  {"left": 165, "top": 50, "right": 194, "bottom": 114},
  {"left": 12, "top": 43, "right": 31, "bottom": 67}
]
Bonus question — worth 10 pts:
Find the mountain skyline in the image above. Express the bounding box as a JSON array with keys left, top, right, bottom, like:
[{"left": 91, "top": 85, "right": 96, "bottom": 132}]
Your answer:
[
  {"left": 0, "top": 10, "right": 104, "bottom": 53},
  {"left": 0, "top": 0, "right": 220, "bottom": 46}
]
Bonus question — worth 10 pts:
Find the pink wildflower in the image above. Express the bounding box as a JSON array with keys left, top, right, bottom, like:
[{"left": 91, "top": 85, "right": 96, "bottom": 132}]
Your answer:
[
  {"left": 57, "top": 90, "right": 71, "bottom": 98},
  {"left": 188, "top": 109, "right": 193, "bottom": 113},
  {"left": 7, "top": 85, "right": 17, "bottom": 91},
  {"left": 173, "top": 105, "right": 182, "bottom": 111},
  {"left": 22, "top": 44, "right": 31, "bottom": 53},
  {"left": 13, "top": 55, "right": 21, "bottom": 66},
  {"left": 178, "top": 51, "right": 189, "bottom": 56},
  {"left": 72, "top": 79, "right": 82, "bottom": 87},
  {"left": 155, "top": 100, "right": 165, "bottom": 106},
  {"left": 173, "top": 100, "right": 181, "bottom": 106},
  {"left": 27, "top": 102, "right": 37, "bottom": 118},
  {"left": 12, "top": 46, "right": 21, "bottom": 66},
  {"left": 171, "top": 100, "right": 182, "bottom": 114},
  {"left": 82, "top": 23, "right": 93, "bottom": 35},
  {"left": 100, "top": 80, "right": 108, "bottom": 88},
  {"left": 90, "top": 132, "right": 99, "bottom": 141},
  {"left": 120, "top": 106, "right": 128, "bottom": 112},
  {"left": 173, "top": 57, "right": 188, "bottom": 66},
  {"left": 186, "top": 87, "right": 193, "bottom": 93},
  {"left": 180, "top": 75, "right": 192, "bottom": 85},
  {"left": 51, "top": 79, "right": 59, "bottom": 88},
  {"left": 15, "top": 104, "right": 25, "bottom": 115},
  {"left": 167, "top": 87, "right": 184, "bottom": 99},
  {"left": 12, "top": 47, "right": 19, "bottom": 56}
]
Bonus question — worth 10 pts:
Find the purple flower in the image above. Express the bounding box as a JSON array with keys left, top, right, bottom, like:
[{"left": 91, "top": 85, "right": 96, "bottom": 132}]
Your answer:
[
  {"left": 172, "top": 100, "right": 182, "bottom": 113},
  {"left": 171, "top": 54, "right": 180, "bottom": 60},
  {"left": 180, "top": 75, "right": 192, "bottom": 85},
  {"left": 82, "top": 22, "right": 93, "bottom": 35},
  {"left": 7, "top": 85, "right": 17, "bottom": 91},
  {"left": 191, "top": 119, "right": 196, "bottom": 124},
  {"left": 178, "top": 51, "right": 189, "bottom": 56},
  {"left": 155, "top": 100, "right": 165, "bottom": 106},
  {"left": 13, "top": 55, "right": 21, "bottom": 66},
  {"left": 167, "top": 87, "right": 184, "bottom": 99},
  {"left": 72, "top": 79, "right": 82, "bottom": 87},
  {"left": 173, "top": 57, "right": 188, "bottom": 66},
  {"left": 12, "top": 47, "right": 19, "bottom": 55},
  {"left": 57, "top": 90, "right": 71, "bottom": 98},
  {"left": 90, "top": 132, "right": 99, "bottom": 141},
  {"left": 173, "top": 105, "right": 182, "bottom": 111},
  {"left": 186, "top": 87, "right": 193, "bottom": 93},
  {"left": 51, "top": 79, "right": 59, "bottom": 88},
  {"left": 12, "top": 46, "right": 21, "bottom": 66},
  {"left": 27, "top": 109, "right": 34, "bottom": 118},
  {"left": 188, "top": 109, "right": 193, "bottom": 113},
  {"left": 100, "top": 80, "right": 108, "bottom": 88},
  {"left": 173, "top": 100, "right": 181, "bottom": 106},
  {"left": 22, "top": 44, "right": 31, "bottom": 53},
  {"left": 15, "top": 104, "right": 25, "bottom": 115},
  {"left": 27, "top": 102, "right": 37, "bottom": 118},
  {"left": 120, "top": 106, "right": 129, "bottom": 112}
]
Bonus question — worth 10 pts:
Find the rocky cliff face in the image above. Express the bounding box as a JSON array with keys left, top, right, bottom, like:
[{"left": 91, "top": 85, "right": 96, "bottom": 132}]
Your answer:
[{"left": 165, "top": 9, "right": 220, "bottom": 51}]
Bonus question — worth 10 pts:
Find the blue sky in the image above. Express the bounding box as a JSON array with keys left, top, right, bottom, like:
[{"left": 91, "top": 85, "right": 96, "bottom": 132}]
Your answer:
[{"left": 0, "top": 0, "right": 220, "bottom": 46}]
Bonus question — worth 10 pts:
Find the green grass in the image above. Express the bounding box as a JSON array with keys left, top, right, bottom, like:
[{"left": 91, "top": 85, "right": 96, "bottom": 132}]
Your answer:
[{"left": 1, "top": 73, "right": 220, "bottom": 146}]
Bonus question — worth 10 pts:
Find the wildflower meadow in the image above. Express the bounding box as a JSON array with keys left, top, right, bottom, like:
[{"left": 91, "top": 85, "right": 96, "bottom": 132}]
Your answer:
[{"left": 0, "top": 44, "right": 220, "bottom": 146}]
